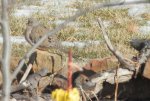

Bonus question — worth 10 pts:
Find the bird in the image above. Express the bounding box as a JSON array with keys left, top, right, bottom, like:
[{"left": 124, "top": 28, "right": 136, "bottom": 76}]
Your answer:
[
  {"left": 23, "top": 18, "right": 81, "bottom": 59},
  {"left": 130, "top": 38, "right": 150, "bottom": 78},
  {"left": 130, "top": 38, "right": 150, "bottom": 62},
  {"left": 23, "top": 18, "right": 59, "bottom": 51},
  {"left": 130, "top": 38, "right": 150, "bottom": 52}
]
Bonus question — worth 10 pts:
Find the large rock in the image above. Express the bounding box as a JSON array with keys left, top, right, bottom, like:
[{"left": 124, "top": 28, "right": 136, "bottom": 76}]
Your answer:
[
  {"left": 32, "top": 50, "right": 63, "bottom": 73},
  {"left": 8, "top": 50, "right": 63, "bottom": 73},
  {"left": 0, "top": 50, "right": 63, "bottom": 86}
]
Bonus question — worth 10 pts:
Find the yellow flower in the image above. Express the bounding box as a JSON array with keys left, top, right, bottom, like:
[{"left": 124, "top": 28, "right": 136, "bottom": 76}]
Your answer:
[{"left": 52, "top": 88, "right": 80, "bottom": 101}]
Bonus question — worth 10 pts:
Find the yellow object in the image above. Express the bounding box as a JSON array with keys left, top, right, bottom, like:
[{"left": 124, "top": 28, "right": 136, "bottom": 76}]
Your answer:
[{"left": 52, "top": 88, "right": 80, "bottom": 101}]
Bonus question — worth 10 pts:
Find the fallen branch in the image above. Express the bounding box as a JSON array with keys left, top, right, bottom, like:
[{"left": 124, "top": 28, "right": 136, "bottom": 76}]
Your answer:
[
  {"left": 19, "top": 64, "right": 32, "bottom": 83},
  {"left": 97, "top": 18, "right": 135, "bottom": 71},
  {"left": 11, "top": 81, "right": 30, "bottom": 93},
  {"left": 12, "top": 0, "right": 150, "bottom": 82},
  {"left": 19, "top": 52, "right": 37, "bottom": 83},
  {"left": 11, "top": 68, "right": 48, "bottom": 94}
]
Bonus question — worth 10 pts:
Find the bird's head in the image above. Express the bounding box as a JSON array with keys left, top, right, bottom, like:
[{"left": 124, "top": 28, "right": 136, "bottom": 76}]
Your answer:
[
  {"left": 130, "top": 38, "right": 146, "bottom": 52},
  {"left": 27, "top": 18, "right": 37, "bottom": 26}
]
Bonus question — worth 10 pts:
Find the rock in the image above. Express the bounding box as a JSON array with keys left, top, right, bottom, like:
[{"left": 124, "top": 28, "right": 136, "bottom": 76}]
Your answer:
[
  {"left": 84, "top": 56, "right": 118, "bottom": 73},
  {"left": 32, "top": 50, "right": 62, "bottom": 73},
  {"left": 143, "top": 58, "right": 150, "bottom": 79}
]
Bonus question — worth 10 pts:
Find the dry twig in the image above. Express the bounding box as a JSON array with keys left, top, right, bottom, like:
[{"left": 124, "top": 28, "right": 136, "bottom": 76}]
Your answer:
[
  {"left": 114, "top": 64, "right": 119, "bottom": 101},
  {"left": 79, "top": 86, "right": 92, "bottom": 101},
  {"left": 0, "top": 0, "right": 11, "bottom": 100},
  {"left": 97, "top": 18, "right": 135, "bottom": 71},
  {"left": 90, "top": 91, "right": 99, "bottom": 101},
  {"left": 49, "top": 67, "right": 64, "bottom": 86},
  {"left": 80, "top": 87, "right": 87, "bottom": 101}
]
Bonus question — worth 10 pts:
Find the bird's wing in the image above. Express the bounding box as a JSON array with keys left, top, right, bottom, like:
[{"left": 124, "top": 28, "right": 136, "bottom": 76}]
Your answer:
[
  {"left": 30, "top": 24, "right": 48, "bottom": 43},
  {"left": 24, "top": 26, "right": 35, "bottom": 45}
]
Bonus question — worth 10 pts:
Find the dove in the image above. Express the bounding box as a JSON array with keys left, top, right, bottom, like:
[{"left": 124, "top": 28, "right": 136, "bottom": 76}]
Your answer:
[{"left": 23, "top": 18, "right": 58, "bottom": 51}]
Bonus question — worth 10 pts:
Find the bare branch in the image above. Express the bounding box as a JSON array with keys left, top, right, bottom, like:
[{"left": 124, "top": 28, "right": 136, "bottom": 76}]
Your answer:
[
  {"left": 12, "top": 0, "right": 150, "bottom": 81},
  {"left": 11, "top": 81, "right": 30, "bottom": 93},
  {"left": 0, "top": 0, "right": 11, "bottom": 100},
  {"left": 97, "top": 18, "right": 135, "bottom": 70}
]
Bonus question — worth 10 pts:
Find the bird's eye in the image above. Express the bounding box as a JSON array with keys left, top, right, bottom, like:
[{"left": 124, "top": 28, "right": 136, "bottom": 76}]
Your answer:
[
  {"left": 85, "top": 79, "right": 89, "bottom": 82},
  {"left": 39, "top": 36, "right": 42, "bottom": 39}
]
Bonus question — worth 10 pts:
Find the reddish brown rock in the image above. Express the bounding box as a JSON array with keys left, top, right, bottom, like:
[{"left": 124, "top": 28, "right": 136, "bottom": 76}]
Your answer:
[{"left": 84, "top": 56, "right": 118, "bottom": 72}]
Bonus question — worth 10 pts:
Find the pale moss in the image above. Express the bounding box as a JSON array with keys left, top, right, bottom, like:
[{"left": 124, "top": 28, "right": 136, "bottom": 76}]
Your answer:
[
  {"left": 32, "top": 11, "right": 56, "bottom": 29},
  {"left": 12, "top": 44, "right": 30, "bottom": 58},
  {"left": 58, "top": 27, "right": 76, "bottom": 41},
  {"left": 10, "top": 15, "right": 27, "bottom": 36},
  {"left": 141, "top": 13, "right": 150, "bottom": 20}
]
